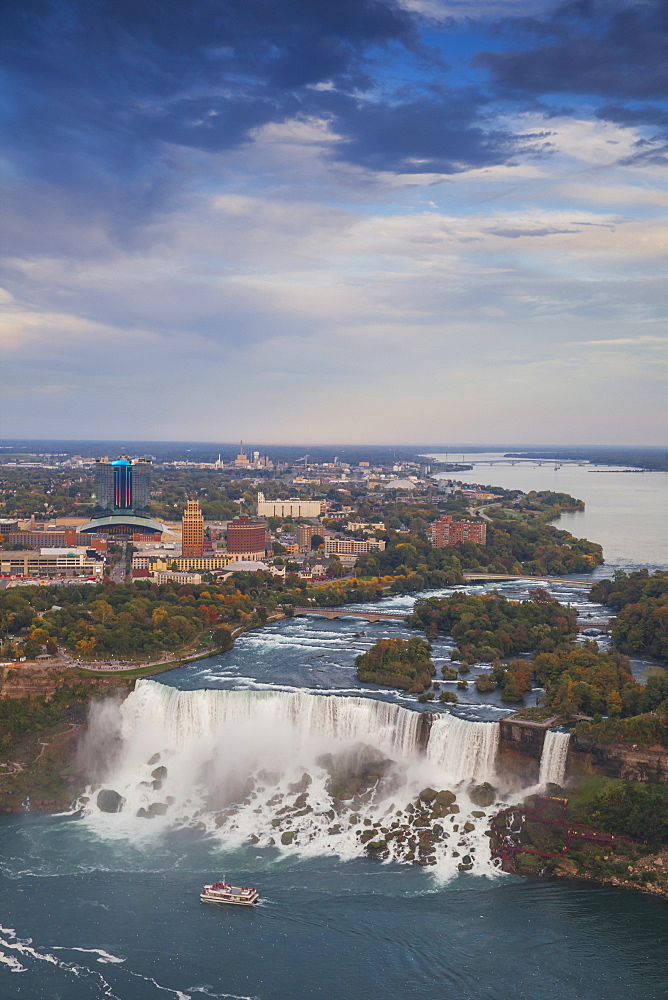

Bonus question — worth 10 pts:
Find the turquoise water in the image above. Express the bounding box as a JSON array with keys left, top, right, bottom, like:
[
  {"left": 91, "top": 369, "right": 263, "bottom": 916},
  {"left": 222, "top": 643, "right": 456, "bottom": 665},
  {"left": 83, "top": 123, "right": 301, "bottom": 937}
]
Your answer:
[{"left": 2, "top": 815, "right": 668, "bottom": 1000}]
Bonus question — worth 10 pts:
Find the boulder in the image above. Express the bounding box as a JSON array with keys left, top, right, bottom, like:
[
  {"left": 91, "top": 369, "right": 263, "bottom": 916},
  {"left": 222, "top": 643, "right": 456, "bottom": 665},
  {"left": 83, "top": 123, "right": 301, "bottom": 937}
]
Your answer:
[
  {"left": 147, "top": 753, "right": 161, "bottom": 766},
  {"left": 464, "top": 822, "right": 475, "bottom": 833},
  {"left": 281, "top": 831, "right": 295, "bottom": 846},
  {"left": 289, "top": 773, "right": 312, "bottom": 794},
  {"left": 96, "top": 789, "right": 125, "bottom": 813},
  {"left": 147, "top": 801, "right": 168, "bottom": 817},
  {"left": 430, "top": 790, "right": 456, "bottom": 818},
  {"left": 151, "top": 766, "right": 168, "bottom": 781},
  {"left": 469, "top": 783, "right": 496, "bottom": 808},
  {"left": 419, "top": 787, "right": 437, "bottom": 804}
]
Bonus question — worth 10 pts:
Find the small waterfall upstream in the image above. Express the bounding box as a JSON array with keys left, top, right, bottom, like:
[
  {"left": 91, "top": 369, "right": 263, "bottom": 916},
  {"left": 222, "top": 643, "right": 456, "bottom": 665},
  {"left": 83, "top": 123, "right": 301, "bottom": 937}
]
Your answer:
[
  {"left": 79, "top": 680, "right": 511, "bottom": 878},
  {"left": 538, "top": 731, "right": 570, "bottom": 786}
]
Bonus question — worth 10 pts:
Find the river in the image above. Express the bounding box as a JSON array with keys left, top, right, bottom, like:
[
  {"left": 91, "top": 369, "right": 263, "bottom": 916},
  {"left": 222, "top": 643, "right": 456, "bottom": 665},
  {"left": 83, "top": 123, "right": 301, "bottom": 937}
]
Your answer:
[
  {"left": 428, "top": 451, "right": 668, "bottom": 570},
  {"left": 1, "top": 468, "right": 667, "bottom": 999}
]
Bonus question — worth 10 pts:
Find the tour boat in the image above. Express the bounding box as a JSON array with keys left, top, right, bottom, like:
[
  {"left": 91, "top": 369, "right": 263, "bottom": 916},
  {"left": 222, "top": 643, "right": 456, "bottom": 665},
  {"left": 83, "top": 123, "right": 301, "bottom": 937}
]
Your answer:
[{"left": 200, "top": 880, "right": 259, "bottom": 906}]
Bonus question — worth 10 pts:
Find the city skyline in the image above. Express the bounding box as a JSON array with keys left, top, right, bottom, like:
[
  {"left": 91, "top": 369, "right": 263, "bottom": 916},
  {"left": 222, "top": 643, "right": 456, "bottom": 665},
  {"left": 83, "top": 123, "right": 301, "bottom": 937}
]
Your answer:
[{"left": 2, "top": 0, "right": 667, "bottom": 445}]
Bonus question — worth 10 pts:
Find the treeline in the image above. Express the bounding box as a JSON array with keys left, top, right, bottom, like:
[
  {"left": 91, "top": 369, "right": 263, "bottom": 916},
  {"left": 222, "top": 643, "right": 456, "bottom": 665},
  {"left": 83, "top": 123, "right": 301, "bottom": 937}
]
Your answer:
[
  {"left": 0, "top": 468, "right": 94, "bottom": 519},
  {"left": 355, "top": 637, "right": 434, "bottom": 693},
  {"left": 566, "top": 778, "right": 668, "bottom": 847},
  {"left": 408, "top": 591, "right": 578, "bottom": 660},
  {"left": 406, "top": 591, "right": 658, "bottom": 715},
  {"left": 0, "top": 581, "right": 261, "bottom": 660},
  {"left": 590, "top": 569, "right": 668, "bottom": 662},
  {"left": 356, "top": 517, "right": 602, "bottom": 580},
  {"left": 0, "top": 684, "right": 92, "bottom": 753}
]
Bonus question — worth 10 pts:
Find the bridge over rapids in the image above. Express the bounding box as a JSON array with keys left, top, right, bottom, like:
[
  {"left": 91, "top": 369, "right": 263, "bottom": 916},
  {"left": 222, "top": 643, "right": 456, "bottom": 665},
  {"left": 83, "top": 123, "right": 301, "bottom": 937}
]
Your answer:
[
  {"left": 292, "top": 607, "right": 407, "bottom": 623},
  {"left": 291, "top": 606, "right": 612, "bottom": 631}
]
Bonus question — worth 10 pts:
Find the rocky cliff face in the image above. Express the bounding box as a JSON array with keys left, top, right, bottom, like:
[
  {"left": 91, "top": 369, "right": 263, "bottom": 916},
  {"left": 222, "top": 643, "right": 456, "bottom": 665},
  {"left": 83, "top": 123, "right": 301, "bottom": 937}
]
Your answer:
[
  {"left": 0, "top": 664, "right": 130, "bottom": 701},
  {"left": 0, "top": 664, "right": 67, "bottom": 700},
  {"left": 570, "top": 736, "right": 668, "bottom": 782}
]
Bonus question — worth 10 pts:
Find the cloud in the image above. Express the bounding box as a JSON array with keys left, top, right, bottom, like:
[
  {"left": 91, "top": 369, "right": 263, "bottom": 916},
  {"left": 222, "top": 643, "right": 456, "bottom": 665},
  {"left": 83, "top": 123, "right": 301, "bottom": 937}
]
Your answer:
[{"left": 476, "top": 1, "right": 668, "bottom": 101}]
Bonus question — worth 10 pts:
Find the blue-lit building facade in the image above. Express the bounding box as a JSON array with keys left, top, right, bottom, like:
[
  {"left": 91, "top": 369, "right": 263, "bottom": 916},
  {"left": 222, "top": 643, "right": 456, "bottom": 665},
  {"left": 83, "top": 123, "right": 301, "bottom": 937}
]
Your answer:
[
  {"left": 81, "top": 457, "right": 164, "bottom": 537},
  {"left": 94, "top": 458, "right": 151, "bottom": 514}
]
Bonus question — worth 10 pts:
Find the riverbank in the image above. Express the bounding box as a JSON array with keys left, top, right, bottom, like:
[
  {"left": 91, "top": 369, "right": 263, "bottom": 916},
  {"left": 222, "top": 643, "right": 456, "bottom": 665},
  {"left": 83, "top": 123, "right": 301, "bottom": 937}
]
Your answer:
[{"left": 492, "top": 789, "right": 668, "bottom": 899}]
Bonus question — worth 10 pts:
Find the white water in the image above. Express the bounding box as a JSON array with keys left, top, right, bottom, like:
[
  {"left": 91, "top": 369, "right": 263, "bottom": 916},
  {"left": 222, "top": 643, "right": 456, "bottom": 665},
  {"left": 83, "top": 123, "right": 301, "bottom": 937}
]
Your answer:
[
  {"left": 426, "top": 714, "right": 499, "bottom": 784},
  {"left": 79, "top": 680, "right": 514, "bottom": 879},
  {"left": 538, "top": 731, "right": 570, "bottom": 786}
]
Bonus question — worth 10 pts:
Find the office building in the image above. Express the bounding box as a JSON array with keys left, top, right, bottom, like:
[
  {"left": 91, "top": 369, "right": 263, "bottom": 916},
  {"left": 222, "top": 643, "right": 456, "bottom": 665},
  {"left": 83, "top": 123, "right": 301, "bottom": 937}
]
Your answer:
[
  {"left": 298, "top": 524, "right": 324, "bottom": 550},
  {"left": 181, "top": 499, "right": 205, "bottom": 557},
  {"left": 0, "top": 548, "right": 105, "bottom": 579}
]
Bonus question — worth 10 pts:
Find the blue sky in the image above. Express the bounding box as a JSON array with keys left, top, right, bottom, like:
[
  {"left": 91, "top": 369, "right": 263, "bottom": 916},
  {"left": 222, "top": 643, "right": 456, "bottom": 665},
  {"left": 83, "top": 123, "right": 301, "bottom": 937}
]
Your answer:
[{"left": 1, "top": 0, "right": 667, "bottom": 444}]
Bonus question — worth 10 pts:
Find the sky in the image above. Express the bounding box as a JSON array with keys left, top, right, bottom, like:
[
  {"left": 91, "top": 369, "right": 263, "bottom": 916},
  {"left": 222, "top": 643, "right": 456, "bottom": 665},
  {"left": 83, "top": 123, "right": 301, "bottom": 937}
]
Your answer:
[{"left": 1, "top": 0, "right": 667, "bottom": 445}]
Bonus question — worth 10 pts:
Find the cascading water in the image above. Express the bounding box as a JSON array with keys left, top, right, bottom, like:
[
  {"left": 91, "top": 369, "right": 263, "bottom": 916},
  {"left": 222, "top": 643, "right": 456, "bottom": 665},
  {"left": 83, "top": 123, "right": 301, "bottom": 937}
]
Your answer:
[
  {"left": 538, "top": 730, "right": 570, "bottom": 786},
  {"left": 79, "top": 680, "right": 510, "bottom": 879},
  {"left": 426, "top": 715, "right": 499, "bottom": 784}
]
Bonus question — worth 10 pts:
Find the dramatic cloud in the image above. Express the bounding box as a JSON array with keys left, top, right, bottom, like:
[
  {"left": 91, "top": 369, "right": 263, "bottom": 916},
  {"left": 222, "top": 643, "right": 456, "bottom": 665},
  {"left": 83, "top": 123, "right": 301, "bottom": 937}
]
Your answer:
[
  {"left": 1, "top": 0, "right": 667, "bottom": 443},
  {"left": 476, "top": 1, "right": 668, "bottom": 101}
]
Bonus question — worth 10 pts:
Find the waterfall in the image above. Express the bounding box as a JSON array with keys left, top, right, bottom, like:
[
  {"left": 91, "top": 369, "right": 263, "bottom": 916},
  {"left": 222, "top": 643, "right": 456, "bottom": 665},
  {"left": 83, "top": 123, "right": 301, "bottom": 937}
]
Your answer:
[
  {"left": 78, "top": 681, "right": 507, "bottom": 878},
  {"left": 120, "top": 679, "right": 424, "bottom": 760},
  {"left": 426, "top": 715, "right": 499, "bottom": 784},
  {"left": 538, "top": 730, "right": 570, "bottom": 786}
]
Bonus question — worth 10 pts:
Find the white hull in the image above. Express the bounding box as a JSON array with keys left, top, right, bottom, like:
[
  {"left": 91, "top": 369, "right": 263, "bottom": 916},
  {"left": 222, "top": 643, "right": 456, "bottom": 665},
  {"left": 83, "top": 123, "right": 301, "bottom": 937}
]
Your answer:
[
  {"left": 200, "top": 882, "right": 259, "bottom": 906},
  {"left": 200, "top": 894, "right": 258, "bottom": 906}
]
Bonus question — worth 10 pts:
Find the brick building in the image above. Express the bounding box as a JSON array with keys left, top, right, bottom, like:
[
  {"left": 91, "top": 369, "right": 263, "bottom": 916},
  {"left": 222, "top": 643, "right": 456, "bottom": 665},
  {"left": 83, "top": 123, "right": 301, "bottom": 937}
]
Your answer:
[
  {"left": 428, "top": 515, "right": 486, "bottom": 548},
  {"left": 226, "top": 516, "right": 267, "bottom": 558},
  {"left": 298, "top": 524, "right": 323, "bottom": 550}
]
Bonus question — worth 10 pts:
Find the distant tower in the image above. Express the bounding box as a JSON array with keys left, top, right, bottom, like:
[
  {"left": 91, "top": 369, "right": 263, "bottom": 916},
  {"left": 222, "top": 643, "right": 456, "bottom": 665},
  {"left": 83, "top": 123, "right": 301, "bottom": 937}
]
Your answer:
[
  {"left": 235, "top": 440, "right": 250, "bottom": 469},
  {"left": 181, "top": 499, "right": 205, "bottom": 557}
]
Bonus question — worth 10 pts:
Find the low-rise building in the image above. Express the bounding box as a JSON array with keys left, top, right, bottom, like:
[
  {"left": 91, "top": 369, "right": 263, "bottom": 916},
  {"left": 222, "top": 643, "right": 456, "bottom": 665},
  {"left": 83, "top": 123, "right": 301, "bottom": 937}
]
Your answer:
[
  {"left": 323, "top": 538, "right": 386, "bottom": 556},
  {"left": 257, "top": 492, "right": 324, "bottom": 518},
  {"left": 6, "top": 530, "right": 108, "bottom": 551},
  {"left": 153, "top": 570, "right": 203, "bottom": 585},
  {"left": 0, "top": 548, "right": 105, "bottom": 578},
  {"left": 134, "top": 553, "right": 234, "bottom": 573}
]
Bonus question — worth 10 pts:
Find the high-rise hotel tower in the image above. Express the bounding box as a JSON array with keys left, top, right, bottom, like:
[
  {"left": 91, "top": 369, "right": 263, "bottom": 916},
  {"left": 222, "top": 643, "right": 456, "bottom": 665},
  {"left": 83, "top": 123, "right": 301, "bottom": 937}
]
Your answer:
[{"left": 95, "top": 457, "right": 151, "bottom": 514}]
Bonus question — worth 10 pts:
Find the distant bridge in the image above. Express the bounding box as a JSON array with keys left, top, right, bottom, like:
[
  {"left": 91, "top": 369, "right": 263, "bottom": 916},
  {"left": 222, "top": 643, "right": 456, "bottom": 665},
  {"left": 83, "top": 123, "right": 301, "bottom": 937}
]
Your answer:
[
  {"left": 462, "top": 573, "right": 592, "bottom": 587},
  {"left": 292, "top": 606, "right": 612, "bottom": 632},
  {"left": 292, "top": 607, "right": 407, "bottom": 623}
]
